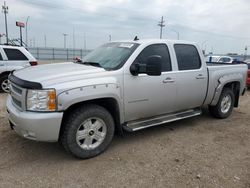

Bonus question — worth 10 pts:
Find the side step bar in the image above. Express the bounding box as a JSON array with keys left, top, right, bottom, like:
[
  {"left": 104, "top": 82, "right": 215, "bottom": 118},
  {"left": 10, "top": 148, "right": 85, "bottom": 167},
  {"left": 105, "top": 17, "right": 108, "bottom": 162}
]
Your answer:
[{"left": 123, "top": 109, "right": 202, "bottom": 132}]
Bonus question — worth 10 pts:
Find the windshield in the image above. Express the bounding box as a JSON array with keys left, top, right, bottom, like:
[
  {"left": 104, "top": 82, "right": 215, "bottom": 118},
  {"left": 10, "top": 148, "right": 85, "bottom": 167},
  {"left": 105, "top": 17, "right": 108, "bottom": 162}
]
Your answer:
[{"left": 81, "top": 42, "right": 139, "bottom": 70}]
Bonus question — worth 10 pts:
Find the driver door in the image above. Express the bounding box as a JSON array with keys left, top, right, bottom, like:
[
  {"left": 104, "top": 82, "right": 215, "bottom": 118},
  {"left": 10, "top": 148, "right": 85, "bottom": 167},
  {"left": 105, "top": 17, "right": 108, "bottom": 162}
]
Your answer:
[{"left": 123, "top": 44, "right": 177, "bottom": 122}]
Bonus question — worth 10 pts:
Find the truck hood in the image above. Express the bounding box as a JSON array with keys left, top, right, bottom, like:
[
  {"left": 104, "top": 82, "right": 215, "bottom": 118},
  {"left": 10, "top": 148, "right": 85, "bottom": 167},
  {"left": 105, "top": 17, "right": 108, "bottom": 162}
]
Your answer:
[{"left": 13, "top": 62, "right": 106, "bottom": 87}]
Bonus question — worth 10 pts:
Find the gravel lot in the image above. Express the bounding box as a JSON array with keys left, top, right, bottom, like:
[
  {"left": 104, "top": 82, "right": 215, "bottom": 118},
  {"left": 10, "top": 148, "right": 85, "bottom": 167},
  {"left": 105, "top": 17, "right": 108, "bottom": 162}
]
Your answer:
[{"left": 0, "top": 91, "right": 249, "bottom": 188}]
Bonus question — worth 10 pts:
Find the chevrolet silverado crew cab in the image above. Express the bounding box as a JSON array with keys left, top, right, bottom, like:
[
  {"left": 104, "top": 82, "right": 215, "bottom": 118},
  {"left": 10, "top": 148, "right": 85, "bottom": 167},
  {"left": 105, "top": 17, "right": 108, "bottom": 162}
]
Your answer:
[
  {"left": 0, "top": 45, "right": 37, "bottom": 92},
  {"left": 6, "top": 39, "right": 248, "bottom": 159}
]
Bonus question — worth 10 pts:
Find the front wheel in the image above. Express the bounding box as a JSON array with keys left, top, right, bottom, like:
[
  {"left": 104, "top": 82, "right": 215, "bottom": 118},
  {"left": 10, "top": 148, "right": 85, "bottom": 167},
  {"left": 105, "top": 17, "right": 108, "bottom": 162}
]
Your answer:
[
  {"left": 60, "top": 104, "right": 115, "bottom": 159},
  {"left": 209, "top": 88, "right": 235, "bottom": 119},
  {"left": 0, "top": 75, "right": 10, "bottom": 93}
]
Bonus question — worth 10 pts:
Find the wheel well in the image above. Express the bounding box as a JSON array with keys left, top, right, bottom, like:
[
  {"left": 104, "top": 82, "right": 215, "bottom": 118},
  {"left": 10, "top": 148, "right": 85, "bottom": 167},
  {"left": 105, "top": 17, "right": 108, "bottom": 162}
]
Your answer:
[
  {"left": 224, "top": 81, "right": 240, "bottom": 107},
  {"left": 59, "top": 98, "right": 123, "bottom": 140},
  {"left": 0, "top": 71, "right": 11, "bottom": 78}
]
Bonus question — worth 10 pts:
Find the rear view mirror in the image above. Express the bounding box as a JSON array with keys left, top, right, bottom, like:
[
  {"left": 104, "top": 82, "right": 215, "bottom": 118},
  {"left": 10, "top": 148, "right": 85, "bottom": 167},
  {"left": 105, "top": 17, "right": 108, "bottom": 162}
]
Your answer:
[
  {"left": 130, "top": 55, "right": 162, "bottom": 76},
  {"left": 146, "top": 55, "right": 162, "bottom": 76}
]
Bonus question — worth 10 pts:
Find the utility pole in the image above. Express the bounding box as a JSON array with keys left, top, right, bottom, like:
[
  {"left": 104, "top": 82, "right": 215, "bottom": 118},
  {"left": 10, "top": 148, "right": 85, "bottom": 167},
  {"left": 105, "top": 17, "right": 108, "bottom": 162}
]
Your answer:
[
  {"left": 63, "top": 33, "right": 68, "bottom": 49},
  {"left": 2, "top": 1, "right": 9, "bottom": 44},
  {"left": 73, "top": 27, "right": 75, "bottom": 50},
  {"left": 33, "top": 37, "right": 35, "bottom": 47},
  {"left": 25, "top": 16, "right": 30, "bottom": 46},
  {"left": 109, "top": 35, "right": 112, "bottom": 42},
  {"left": 158, "top": 16, "right": 165, "bottom": 39},
  {"left": 44, "top": 35, "right": 47, "bottom": 47},
  {"left": 84, "top": 33, "right": 86, "bottom": 50}
]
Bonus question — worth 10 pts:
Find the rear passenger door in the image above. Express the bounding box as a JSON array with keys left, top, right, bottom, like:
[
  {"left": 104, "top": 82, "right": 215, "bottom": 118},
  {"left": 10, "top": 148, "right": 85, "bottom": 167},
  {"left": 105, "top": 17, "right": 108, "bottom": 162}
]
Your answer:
[
  {"left": 174, "top": 44, "right": 208, "bottom": 110},
  {"left": 3, "top": 48, "right": 29, "bottom": 69}
]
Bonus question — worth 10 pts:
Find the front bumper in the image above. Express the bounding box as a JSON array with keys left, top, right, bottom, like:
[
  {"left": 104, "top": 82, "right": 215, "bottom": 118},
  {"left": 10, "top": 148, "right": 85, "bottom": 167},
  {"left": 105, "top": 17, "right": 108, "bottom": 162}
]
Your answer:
[{"left": 6, "top": 96, "right": 63, "bottom": 142}]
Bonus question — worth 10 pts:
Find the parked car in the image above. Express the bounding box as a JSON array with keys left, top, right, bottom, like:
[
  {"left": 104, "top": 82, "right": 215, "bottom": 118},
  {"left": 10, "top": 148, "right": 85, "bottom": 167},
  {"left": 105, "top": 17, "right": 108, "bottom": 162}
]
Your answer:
[
  {"left": 0, "top": 45, "right": 37, "bottom": 92},
  {"left": 245, "top": 60, "right": 250, "bottom": 88},
  {"left": 206, "top": 55, "right": 234, "bottom": 63},
  {"left": 6, "top": 39, "right": 248, "bottom": 159}
]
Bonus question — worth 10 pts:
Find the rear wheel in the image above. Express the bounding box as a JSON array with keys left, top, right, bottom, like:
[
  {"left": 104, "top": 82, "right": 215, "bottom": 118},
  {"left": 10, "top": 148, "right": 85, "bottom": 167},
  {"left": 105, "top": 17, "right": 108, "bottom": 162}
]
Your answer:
[
  {"left": 60, "top": 104, "right": 115, "bottom": 159},
  {"left": 209, "top": 88, "right": 235, "bottom": 119},
  {"left": 0, "top": 75, "right": 10, "bottom": 93}
]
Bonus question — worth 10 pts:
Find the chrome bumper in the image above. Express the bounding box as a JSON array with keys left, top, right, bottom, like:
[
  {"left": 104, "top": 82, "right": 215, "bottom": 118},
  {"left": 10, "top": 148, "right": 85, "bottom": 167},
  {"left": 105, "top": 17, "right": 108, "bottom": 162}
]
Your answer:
[{"left": 6, "top": 95, "right": 63, "bottom": 142}]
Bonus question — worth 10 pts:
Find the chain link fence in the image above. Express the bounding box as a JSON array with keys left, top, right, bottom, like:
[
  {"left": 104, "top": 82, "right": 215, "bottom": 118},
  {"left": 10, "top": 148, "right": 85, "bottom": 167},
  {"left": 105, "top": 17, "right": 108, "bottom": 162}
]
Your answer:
[{"left": 27, "top": 47, "right": 92, "bottom": 60}]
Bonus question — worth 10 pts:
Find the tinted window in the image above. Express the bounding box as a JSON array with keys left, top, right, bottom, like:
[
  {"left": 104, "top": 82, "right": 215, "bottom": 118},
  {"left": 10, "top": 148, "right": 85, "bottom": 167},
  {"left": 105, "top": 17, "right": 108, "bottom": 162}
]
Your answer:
[
  {"left": 135, "top": 44, "right": 172, "bottom": 72},
  {"left": 174, "top": 44, "right": 201, "bottom": 70},
  {"left": 4, "top": 48, "right": 28, "bottom": 60},
  {"left": 219, "top": 57, "right": 231, "bottom": 63},
  {"left": 0, "top": 52, "right": 2, "bottom": 60}
]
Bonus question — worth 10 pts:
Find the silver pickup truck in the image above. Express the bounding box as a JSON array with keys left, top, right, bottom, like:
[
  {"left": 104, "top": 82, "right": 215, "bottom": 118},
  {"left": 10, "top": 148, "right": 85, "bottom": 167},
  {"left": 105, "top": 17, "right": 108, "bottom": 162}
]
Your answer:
[{"left": 6, "top": 39, "right": 248, "bottom": 159}]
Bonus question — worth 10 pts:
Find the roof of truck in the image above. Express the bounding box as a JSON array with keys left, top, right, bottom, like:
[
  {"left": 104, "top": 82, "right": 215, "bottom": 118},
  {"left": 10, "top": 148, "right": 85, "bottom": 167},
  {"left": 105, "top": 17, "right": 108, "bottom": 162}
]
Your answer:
[{"left": 113, "top": 39, "right": 197, "bottom": 45}]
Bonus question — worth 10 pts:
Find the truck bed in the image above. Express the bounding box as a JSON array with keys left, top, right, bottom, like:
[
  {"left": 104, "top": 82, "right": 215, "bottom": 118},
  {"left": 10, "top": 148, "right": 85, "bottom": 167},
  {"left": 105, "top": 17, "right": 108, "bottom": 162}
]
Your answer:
[{"left": 203, "top": 63, "right": 248, "bottom": 106}]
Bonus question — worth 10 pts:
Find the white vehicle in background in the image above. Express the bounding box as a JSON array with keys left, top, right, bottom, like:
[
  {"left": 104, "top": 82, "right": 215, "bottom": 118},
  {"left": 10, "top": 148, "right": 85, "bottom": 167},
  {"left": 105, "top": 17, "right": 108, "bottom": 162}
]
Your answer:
[
  {"left": 0, "top": 45, "right": 37, "bottom": 92},
  {"left": 206, "top": 55, "right": 234, "bottom": 63}
]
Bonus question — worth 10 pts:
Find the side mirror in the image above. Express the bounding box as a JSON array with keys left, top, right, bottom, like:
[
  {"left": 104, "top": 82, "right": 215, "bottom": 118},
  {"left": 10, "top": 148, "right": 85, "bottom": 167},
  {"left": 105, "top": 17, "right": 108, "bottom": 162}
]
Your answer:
[
  {"left": 146, "top": 55, "right": 162, "bottom": 76},
  {"left": 130, "top": 55, "right": 162, "bottom": 76}
]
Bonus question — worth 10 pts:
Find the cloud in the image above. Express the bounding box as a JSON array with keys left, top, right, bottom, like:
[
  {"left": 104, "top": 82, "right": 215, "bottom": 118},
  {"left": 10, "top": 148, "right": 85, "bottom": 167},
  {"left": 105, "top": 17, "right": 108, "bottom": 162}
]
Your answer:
[{"left": 0, "top": 0, "right": 249, "bottom": 53}]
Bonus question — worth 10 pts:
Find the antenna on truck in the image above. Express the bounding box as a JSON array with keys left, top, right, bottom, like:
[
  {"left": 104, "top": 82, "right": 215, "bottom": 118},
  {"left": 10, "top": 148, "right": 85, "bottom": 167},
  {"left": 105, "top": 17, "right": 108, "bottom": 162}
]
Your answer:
[{"left": 133, "top": 36, "right": 139, "bottom": 41}]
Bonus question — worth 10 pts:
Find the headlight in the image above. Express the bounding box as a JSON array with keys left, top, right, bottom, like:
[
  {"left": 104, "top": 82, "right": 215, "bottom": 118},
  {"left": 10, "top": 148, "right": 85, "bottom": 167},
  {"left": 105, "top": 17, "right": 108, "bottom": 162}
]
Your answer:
[{"left": 26, "top": 89, "right": 56, "bottom": 111}]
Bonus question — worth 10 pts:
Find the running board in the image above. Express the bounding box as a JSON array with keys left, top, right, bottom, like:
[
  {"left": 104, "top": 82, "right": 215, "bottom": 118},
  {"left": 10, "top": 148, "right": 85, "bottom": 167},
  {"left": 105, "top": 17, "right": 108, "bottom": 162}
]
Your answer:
[{"left": 123, "top": 109, "right": 202, "bottom": 132}]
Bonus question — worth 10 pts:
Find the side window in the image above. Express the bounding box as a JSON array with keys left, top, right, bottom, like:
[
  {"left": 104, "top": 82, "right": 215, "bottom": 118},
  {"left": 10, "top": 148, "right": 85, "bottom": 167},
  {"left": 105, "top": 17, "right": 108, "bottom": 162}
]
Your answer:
[
  {"left": 174, "top": 44, "right": 201, "bottom": 70},
  {"left": 135, "top": 44, "right": 172, "bottom": 72},
  {"left": 220, "top": 57, "right": 231, "bottom": 63},
  {"left": 3, "top": 48, "right": 28, "bottom": 60},
  {"left": 0, "top": 52, "right": 3, "bottom": 60}
]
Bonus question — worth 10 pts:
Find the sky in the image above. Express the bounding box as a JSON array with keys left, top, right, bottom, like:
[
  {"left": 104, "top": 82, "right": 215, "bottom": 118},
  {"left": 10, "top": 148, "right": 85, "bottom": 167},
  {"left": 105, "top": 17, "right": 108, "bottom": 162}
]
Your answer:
[{"left": 0, "top": 0, "right": 250, "bottom": 54}]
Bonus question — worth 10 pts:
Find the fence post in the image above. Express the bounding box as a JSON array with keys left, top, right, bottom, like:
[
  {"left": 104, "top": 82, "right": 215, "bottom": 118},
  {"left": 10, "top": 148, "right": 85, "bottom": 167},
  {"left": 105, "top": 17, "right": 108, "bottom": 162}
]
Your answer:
[
  {"left": 52, "top": 48, "right": 55, "bottom": 60},
  {"left": 67, "top": 49, "right": 68, "bottom": 60},
  {"left": 37, "top": 47, "right": 39, "bottom": 59}
]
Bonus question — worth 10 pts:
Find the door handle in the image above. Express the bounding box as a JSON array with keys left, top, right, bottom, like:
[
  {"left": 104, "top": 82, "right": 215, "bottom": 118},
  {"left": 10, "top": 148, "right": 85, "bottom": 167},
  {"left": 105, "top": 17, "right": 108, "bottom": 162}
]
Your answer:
[
  {"left": 163, "top": 77, "right": 175, "bottom": 83},
  {"left": 196, "top": 74, "right": 205, "bottom": 79}
]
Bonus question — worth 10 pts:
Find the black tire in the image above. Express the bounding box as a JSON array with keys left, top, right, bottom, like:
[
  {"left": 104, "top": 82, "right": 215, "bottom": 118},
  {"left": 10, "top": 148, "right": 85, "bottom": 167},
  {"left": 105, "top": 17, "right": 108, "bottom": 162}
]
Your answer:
[
  {"left": 209, "top": 88, "right": 235, "bottom": 119},
  {"left": 60, "top": 104, "right": 115, "bottom": 159},
  {"left": 0, "top": 74, "right": 10, "bottom": 93}
]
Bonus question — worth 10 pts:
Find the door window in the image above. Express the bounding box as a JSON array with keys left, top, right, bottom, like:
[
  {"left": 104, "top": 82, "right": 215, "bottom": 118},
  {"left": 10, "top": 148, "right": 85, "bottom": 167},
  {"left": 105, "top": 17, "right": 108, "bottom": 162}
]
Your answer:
[
  {"left": 3, "top": 48, "right": 28, "bottom": 60},
  {"left": 174, "top": 44, "right": 201, "bottom": 70},
  {"left": 219, "top": 57, "right": 231, "bottom": 63},
  {"left": 135, "top": 44, "right": 172, "bottom": 72}
]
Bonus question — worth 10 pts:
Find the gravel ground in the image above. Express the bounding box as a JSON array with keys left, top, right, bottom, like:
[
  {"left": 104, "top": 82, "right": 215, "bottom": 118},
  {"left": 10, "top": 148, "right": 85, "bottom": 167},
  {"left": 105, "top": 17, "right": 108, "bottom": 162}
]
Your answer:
[{"left": 0, "top": 91, "right": 249, "bottom": 188}]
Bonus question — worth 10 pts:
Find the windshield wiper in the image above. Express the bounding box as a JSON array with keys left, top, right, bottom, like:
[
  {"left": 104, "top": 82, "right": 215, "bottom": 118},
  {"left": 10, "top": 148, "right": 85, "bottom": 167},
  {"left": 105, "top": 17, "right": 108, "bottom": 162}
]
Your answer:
[{"left": 82, "top": 61, "right": 102, "bottom": 68}]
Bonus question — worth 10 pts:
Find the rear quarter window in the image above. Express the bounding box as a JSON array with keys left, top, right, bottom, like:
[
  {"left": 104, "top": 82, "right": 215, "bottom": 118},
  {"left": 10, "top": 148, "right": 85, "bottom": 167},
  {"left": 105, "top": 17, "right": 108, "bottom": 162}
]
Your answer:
[
  {"left": 174, "top": 44, "right": 201, "bottom": 70},
  {"left": 3, "top": 48, "right": 28, "bottom": 60}
]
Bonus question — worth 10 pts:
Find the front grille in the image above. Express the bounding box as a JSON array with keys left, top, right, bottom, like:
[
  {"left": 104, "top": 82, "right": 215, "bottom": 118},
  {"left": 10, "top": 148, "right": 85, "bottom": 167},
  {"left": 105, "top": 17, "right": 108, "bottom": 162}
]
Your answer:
[
  {"left": 12, "top": 97, "right": 22, "bottom": 108},
  {"left": 11, "top": 84, "right": 22, "bottom": 95},
  {"left": 10, "top": 82, "right": 26, "bottom": 111}
]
